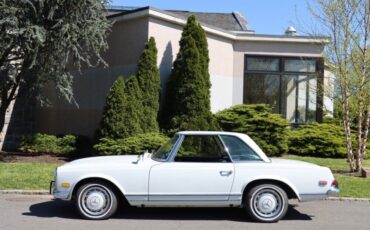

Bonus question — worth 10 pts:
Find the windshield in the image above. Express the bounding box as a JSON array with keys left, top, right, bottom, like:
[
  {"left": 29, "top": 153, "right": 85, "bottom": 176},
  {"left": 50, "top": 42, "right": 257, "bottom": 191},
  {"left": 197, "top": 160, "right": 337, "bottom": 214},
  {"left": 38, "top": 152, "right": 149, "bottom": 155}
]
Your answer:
[{"left": 151, "top": 135, "right": 179, "bottom": 161}]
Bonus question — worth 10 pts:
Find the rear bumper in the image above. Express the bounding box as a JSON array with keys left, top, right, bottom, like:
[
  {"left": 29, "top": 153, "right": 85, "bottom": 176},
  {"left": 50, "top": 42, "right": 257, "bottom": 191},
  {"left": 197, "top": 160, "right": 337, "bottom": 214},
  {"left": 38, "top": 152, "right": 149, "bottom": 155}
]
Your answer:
[
  {"left": 299, "top": 186, "right": 340, "bottom": 202},
  {"left": 327, "top": 186, "right": 340, "bottom": 197},
  {"left": 50, "top": 181, "right": 71, "bottom": 200}
]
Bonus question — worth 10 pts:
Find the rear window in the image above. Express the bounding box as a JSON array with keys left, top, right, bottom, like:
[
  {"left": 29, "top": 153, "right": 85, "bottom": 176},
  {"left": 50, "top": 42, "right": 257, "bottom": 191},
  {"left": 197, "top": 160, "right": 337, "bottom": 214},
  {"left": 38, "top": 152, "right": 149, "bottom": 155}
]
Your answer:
[{"left": 220, "top": 135, "right": 262, "bottom": 161}]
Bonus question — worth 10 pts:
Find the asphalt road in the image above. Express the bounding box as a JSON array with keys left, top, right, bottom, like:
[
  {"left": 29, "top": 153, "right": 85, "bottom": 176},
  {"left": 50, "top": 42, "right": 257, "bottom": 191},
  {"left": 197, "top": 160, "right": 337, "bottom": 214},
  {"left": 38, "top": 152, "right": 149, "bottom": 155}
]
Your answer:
[{"left": 0, "top": 194, "right": 369, "bottom": 230}]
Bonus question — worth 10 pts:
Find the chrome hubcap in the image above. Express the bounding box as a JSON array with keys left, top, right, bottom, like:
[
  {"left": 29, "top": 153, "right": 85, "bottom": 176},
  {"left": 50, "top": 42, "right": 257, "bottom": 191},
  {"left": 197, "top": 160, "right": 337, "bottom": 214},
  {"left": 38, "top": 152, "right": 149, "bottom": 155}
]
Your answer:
[
  {"left": 86, "top": 191, "right": 106, "bottom": 211},
  {"left": 253, "top": 188, "right": 283, "bottom": 219},
  {"left": 80, "top": 185, "right": 111, "bottom": 217}
]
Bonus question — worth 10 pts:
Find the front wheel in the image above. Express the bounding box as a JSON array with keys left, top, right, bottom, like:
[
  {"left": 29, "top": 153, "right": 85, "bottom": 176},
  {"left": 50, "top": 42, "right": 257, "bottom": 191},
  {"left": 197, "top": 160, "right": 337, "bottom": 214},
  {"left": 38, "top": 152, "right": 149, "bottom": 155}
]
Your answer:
[
  {"left": 245, "top": 184, "right": 288, "bottom": 223},
  {"left": 76, "top": 182, "right": 118, "bottom": 220}
]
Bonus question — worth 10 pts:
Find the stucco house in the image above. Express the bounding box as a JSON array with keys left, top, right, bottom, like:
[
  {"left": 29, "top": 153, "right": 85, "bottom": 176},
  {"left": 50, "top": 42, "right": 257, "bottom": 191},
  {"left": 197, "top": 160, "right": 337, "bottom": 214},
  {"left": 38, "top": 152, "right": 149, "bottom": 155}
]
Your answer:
[{"left": 1, "top": 6, "right": 333, "bottom": 150}]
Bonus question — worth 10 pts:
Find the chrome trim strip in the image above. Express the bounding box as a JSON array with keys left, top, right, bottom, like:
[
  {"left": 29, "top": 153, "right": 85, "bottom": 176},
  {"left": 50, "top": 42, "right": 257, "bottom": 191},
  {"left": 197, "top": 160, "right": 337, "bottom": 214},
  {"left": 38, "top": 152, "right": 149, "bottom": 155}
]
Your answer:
[
  {"left": 149, "top": 194, "right": 229, "bottom": 201},
  {"left": 299, "top": 193, "right": 327, "bottom": 202},
  {"left": 217, "top": 134, "right": 234, "bottom": 163},
  {"left": 167, "top": 134, "right": 184, "bottom": 162}
]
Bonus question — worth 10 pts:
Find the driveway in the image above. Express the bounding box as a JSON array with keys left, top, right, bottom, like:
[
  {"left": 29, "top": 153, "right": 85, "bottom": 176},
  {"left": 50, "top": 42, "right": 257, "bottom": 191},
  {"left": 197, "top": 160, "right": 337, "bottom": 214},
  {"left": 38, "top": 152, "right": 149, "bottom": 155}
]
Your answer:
[{"left": 0, "top": 194, "right": 369, "bottom": 230}]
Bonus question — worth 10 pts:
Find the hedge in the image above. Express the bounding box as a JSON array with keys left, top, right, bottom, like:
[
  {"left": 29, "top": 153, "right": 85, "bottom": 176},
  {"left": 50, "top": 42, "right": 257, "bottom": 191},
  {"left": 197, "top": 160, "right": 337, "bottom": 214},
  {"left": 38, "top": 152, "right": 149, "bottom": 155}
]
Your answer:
[
  {"left": 288, "top": 123, "right": 347, "bottom": 158},
  {"left": 19, "top": 133, "right": 76, "bottom": 155}
]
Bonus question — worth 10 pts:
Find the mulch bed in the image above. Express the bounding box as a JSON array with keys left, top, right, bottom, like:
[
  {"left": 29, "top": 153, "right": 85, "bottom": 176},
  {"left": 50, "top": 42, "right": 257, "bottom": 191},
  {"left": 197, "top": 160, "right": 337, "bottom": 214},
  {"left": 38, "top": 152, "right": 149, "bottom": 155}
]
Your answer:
[{"left": 0, "top": 152, "right": 68, "bottom": 164}]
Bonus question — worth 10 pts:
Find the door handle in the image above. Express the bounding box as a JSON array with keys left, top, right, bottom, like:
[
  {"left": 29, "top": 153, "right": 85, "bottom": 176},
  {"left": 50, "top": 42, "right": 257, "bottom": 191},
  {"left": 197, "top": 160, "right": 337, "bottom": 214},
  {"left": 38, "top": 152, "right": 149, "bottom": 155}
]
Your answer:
[{"left": 219, "top": 170, "right": 233, "bottom": 176}]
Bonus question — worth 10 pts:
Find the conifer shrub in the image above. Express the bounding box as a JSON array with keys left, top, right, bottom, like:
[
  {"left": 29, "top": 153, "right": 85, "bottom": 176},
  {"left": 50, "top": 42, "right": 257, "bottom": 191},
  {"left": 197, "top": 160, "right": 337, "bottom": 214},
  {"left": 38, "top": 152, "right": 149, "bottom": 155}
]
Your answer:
[
  {"left": 137, "top": 37, "right": 161, "bottom": 133},
  {"left": 122, "top": 75, "right": 144, "bottom": 137},
  {"left": 94, "top": 133, "right": 170, "bottom": 155},
  {"left": 288, "top": 123, "right": 347, "bottom": 158},
  {"left": 98, "top": 76, "right": 127, "bottom": 139},
  {"left": 215, "top": 104, "right": 289, "bottom": 156},
  {"left": 163, "top": 15, "right": 218, "bottom": 132}
]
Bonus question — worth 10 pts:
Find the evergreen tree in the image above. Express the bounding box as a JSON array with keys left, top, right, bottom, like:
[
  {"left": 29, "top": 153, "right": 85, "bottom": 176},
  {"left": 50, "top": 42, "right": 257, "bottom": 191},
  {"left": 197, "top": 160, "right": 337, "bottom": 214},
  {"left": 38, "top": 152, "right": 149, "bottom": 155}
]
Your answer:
[
  {"left": 98, "top": 77, "right": 126, "bottom": 139},
  {"left": 122, "top": 76, "right": 144, "bottom": 137},
  {"left": 163, "top": 16, "right": 217, "bottom": 132},
  {"left": 137, "top": 37, "right": 160, "bottom": 132}
]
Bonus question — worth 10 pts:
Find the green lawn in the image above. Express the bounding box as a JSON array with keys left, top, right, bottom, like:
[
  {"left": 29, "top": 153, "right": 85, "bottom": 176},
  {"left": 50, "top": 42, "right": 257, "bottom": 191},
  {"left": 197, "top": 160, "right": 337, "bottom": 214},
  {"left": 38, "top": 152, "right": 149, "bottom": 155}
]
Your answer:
[
  {"left": 281, "top": 154, "right": 370, "bottom": 172},
  {"left": 0, "top": 163, "right": 58, "bottom": 190},
  {"left": 334, "top": 174, "right": 370, "bottom": 198}
]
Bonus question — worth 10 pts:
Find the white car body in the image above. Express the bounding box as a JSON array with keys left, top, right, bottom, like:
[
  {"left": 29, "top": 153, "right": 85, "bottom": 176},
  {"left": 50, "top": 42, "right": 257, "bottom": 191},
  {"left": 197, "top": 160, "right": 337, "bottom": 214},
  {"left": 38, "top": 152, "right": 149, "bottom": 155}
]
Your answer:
[{"left": 52, "top": 131, "right": 339, "bottom": 208}]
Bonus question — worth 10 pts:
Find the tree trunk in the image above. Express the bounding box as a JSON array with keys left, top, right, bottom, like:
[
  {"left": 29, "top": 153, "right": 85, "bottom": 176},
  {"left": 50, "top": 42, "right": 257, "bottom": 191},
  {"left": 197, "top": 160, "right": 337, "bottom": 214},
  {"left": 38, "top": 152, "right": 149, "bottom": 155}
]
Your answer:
[
  {"left": 356, "top": 103, "right": 364, "bottom": 173},
  {"left": 360, "top": 110, "right": 370, "bottom": 162},
  {"left": 343, "top": 98, "right": 356, "bottom": 171}
]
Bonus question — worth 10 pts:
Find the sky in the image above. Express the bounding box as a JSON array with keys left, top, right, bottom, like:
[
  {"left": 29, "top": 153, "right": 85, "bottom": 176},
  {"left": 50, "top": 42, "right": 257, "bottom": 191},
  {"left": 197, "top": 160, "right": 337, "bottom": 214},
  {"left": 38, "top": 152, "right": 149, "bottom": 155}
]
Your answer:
[{"left": 111, "top": 0, "right": 317, "bottom": 35}]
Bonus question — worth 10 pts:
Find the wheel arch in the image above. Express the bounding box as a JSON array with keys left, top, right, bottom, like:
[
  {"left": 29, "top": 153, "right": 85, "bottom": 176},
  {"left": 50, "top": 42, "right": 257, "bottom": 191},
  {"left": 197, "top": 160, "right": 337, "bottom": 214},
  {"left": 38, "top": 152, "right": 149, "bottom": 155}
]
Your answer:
[
  {"left": 241, "top": 178, "right": 299, "bottom": 205},
  {"left": 71, "top": 176, "right": 128, "bottom": 205}
]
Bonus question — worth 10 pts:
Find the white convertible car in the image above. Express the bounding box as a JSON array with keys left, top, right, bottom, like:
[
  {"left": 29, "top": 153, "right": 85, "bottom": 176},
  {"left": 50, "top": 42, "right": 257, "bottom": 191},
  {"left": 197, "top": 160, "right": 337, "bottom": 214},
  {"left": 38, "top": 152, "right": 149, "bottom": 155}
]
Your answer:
[{"left": 50, "top": 131, "right": 339, "bottom": 222}]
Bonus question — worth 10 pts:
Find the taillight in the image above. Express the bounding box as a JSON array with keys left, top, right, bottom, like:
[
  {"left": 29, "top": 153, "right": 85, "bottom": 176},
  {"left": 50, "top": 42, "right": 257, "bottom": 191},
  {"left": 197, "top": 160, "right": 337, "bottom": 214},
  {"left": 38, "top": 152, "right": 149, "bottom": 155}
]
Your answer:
[{"left": 331, "top": 179, "right": 339, "bottom": 188}]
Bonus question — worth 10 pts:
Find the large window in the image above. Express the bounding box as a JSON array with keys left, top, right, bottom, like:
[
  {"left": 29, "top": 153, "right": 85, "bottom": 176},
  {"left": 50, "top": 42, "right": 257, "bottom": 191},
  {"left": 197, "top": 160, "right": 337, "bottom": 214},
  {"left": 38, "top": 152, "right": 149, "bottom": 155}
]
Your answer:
[{"left": 244, "top": 56, "right": 320, "bottom": 123}]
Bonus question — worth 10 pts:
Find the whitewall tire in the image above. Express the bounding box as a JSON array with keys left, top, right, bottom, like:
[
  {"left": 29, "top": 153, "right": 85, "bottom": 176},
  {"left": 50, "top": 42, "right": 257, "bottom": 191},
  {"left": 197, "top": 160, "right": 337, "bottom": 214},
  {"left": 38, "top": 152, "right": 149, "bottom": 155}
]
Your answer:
[
  {"left": 76, "top": 182, "right": 118, "bottom": 220},
  {"left": 246, "top": 184, "right": 288, "bottom": 223}
]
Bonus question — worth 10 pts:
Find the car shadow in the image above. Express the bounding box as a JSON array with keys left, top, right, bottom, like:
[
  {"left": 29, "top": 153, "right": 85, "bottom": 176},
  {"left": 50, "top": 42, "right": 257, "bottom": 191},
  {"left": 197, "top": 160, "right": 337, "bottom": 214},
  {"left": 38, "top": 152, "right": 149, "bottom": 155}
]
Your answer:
[{"left": 23, "top": 199, "right": 313, "bottom": 222}]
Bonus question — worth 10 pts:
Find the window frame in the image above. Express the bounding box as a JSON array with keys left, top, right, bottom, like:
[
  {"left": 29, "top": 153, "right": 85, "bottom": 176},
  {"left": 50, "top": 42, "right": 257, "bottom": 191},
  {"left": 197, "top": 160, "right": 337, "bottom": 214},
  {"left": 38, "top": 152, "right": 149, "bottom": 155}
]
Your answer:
[
  {"left": 244, "top": 55, "right": 321, "bottom": 124},
  {"left": 219, "top": 134, "right": 263, "bottom": 162},
  {"left": 168, "top": 134, "right": 234, "bottom": 163}
]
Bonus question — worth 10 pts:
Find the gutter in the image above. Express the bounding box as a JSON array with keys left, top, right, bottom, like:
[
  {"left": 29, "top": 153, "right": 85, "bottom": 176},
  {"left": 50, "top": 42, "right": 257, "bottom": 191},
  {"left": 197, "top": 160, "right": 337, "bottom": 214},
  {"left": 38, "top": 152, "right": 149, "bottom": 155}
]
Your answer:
[{"left": 108, "top": 6, "right": 330, "bottom": 44}]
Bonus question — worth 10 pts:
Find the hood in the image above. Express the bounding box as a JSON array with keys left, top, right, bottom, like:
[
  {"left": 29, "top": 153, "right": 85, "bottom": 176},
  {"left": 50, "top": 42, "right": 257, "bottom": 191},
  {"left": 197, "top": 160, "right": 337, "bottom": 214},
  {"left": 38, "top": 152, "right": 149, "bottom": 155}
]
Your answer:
[
  {"left": 269, "top": 158, "right": 320, "bottom": 168},
  {"left": 64, "top": 155, "right": 141, "bottom": 167}
]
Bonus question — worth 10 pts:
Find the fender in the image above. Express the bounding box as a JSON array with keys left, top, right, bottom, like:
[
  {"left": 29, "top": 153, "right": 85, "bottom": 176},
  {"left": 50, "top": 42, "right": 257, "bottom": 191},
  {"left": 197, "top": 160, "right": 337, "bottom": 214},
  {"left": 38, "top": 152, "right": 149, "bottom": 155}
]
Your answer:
[
  {"left": 241, "top": 175, "right": 301, "bottom": 200},
  {"left": 69, "top": 173, "right": 127, "bottom": 200}
]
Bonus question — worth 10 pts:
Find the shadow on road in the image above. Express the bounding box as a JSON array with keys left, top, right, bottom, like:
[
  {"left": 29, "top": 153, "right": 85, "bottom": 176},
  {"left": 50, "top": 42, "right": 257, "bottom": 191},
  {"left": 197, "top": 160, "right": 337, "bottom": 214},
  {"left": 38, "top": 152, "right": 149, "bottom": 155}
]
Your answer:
[{"left": 23, "top": 199, "right": 313, "bottom": 222}]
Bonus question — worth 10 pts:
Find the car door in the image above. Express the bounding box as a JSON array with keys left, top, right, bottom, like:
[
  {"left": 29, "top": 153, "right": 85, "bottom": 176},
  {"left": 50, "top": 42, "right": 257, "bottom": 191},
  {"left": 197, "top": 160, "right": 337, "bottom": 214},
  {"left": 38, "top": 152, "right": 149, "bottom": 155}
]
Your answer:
[{"left": 148, "top": 134, "right": 234, "bottom": 205}]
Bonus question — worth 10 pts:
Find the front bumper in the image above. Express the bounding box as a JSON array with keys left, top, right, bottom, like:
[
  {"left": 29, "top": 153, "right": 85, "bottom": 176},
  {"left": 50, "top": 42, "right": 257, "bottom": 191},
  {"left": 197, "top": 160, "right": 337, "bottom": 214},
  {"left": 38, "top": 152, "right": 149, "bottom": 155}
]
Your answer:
[{"left": 50, "top": 181, "right": 71, "bottom": 200}]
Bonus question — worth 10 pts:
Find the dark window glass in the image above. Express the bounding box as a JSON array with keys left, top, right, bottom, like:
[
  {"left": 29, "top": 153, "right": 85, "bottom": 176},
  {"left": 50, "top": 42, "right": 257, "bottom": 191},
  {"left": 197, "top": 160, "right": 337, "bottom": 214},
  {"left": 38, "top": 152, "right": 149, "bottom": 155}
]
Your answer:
[
  {"left": 175, "top": 135, "right": 230, "bottom": 163},
  {"left": 220, "top": 135, "right": 261, "bottom": 161},
  {"left": 281, "top": 75, "right": 296, "bottom": 122},
  {"left": 246, "top": 57, "right": 279, "bottom": 71},
  {"left": 307, "top": 77, "right": 317, "bottom": 122},
  {"left": 244, "top": 56, "right": 319, "bottom": 123},
  {"left": 244, "top": 74, "right": 280, "bottom": 113}
]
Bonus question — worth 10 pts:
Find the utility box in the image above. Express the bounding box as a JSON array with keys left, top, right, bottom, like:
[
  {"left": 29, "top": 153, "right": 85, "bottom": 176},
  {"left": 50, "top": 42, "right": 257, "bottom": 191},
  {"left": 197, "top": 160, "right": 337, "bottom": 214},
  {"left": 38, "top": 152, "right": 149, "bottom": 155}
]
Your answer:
[{"left": 361, "top": 168, "right": 370, "bottom": 178}]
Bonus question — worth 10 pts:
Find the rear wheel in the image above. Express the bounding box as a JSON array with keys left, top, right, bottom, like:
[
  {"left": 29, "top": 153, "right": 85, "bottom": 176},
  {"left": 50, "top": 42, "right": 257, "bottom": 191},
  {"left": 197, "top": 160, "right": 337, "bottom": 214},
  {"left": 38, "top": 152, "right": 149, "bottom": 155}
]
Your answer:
[
  {"left": 245, "top": 184, "right": 288, "bottom": 223},
  {"left": 76, "top": 182, "right": 118, "bottom": 220}
]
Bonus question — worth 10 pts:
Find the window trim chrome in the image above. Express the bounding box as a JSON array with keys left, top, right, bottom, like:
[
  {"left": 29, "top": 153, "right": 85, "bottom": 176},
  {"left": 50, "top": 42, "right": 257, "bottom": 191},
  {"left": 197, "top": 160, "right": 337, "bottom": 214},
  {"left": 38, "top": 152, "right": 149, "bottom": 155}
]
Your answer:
[
  {"left": 219, "top": 134, "right": 263, "bottom": 162},
  {"left": 167, "top": 134, "right": 233, "bottom": 163}
]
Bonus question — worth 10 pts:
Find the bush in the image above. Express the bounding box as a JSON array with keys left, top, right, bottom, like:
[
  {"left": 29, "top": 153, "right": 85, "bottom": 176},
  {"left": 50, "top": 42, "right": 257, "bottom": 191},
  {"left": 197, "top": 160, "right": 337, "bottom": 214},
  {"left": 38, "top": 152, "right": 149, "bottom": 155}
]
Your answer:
[
  {"left": 94, "top": 132, "right": 170, "bottom": 155},
  {"left": 19, "top": 133, "right": 76, "bottom": 155},
  {"left": 215, "top": 104, "right": 289, "bottom": 156},
  {"left": 288, "top": 123, "right": 347, "bottom": 158}
]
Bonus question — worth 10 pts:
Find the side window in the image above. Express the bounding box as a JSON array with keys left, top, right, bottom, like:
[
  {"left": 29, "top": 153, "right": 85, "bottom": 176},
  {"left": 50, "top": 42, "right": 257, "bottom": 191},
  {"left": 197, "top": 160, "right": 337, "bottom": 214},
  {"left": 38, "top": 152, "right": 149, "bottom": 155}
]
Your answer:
[
  {"left": 174, "top": 135, "right": 230, "bottom": 163},
  {"left": 220, "top": 135, "right": 262, "bottom": 161}
]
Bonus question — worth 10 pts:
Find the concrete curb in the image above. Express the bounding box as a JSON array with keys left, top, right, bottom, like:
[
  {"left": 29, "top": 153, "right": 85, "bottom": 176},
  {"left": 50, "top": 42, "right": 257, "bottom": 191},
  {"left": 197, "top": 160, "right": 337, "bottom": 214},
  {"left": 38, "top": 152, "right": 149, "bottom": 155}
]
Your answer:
[
  {"left": 0, "top": 190, "right": 369, "bottom": 202},
  {"left": 0, "top": 190, "right": 49, "bottom": 195},
  {"left": 326, "top": 197, "right": 370, "bottom": 202}
]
